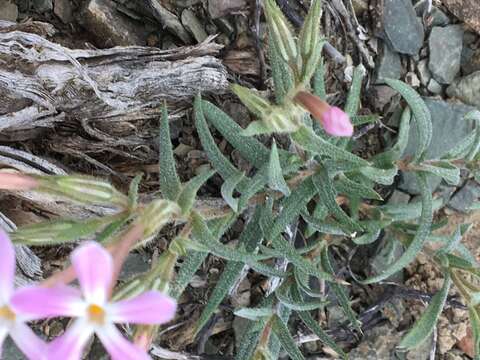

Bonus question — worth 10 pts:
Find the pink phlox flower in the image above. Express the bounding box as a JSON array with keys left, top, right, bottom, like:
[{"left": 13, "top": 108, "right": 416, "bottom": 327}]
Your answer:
[
  {"left": 0, "top": 229, "right": 48, "bottom": 360},
  {"left": 321, "top": 106, "right": 354, "bottom": 137},
  {"left": 12, "top": 242, "right": 177, "bottom": 360},
  {"left": 294, "top": 91, "right": 354, "bottom": 137}
]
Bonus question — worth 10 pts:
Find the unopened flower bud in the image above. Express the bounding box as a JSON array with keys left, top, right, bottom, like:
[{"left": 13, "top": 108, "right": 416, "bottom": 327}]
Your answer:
[
  {"left": 138, "top": 199, "right": 181, "bottom": 238},
  {"left": 264, "top": 0, "right": 297, "bottom": 64},
  {"left": 294, "top": 91, "right": 353, "bottom": 137},
  {"left": 0, "top": 172, "right": 39, "bottom": 191},
  {"left": 35, "top": 175, "right": 129, "bottom": 208},
  {"left": 265, "top": 105, "right": 302, "bottom": 133},
  {"left": 231, "top": 84, "right": 271, "bottom": 118}
]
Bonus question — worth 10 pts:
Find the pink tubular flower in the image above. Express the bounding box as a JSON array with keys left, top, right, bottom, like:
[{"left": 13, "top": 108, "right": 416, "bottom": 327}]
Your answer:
[
  {"left": 12, "top": 242, "right": 177, "bottom": 360},
  {"left": 0, "top": 229, "right": 47, "bottom": 360},
  {"left": 294, "top": 91, "right": 354, "bottom": 137},
  {"left": 0, "top": 172, "right": 39, "bottom": 191}
]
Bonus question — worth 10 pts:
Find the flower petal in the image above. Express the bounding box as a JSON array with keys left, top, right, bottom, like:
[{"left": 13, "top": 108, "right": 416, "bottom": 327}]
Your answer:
[
  {"left": 109, "top": 291, "right": 176, "bottom": 325},
  {"left": 96, "top": 324, "right": 150, "bottom": 360},
  {"left": 321, "top": 107, "right": 354, "bottom": 137},
  {"left": 9, "top": 322, "right": 48, "bottom": 360},
  {"left": 0, "top": 229, "right": 15, "bottom": 302},
  {"left": 11, "top": 285, "right": 84, "bottom": 320},
  {"left": 48, "top": 319, "right": 93, "bottom": 360},
  {"left": 71, "top": 242, "right": 113, "bottom": 304}
]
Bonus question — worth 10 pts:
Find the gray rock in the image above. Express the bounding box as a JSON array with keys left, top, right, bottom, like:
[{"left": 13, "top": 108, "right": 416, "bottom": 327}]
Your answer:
[
  {"left": 53, "top": 0, "right": 73, "bottom": 23},
  {"left": 429, "top": 25, "right": 464, "bottom": 84},
  {"left": 371, "top": 85, "right": 399, "bottom": 112},
  {"left": 429, "top": 7, "right": 450, "bottom": 27},
  {"left": 375, "top": 42, "right": 402, "bottom": 83},
  {"left": 461, "top": 47, "right": 480, "bottom": 75},
  {"left": 119, "top": 253, "right": 149, "bottom": 280},
  {"left": 400, "top": 99, "right": 476, "bottom": 194},
  {"left": 449, "top": 180, "right": 480, "bottom": 213},
  {"left": 416, "top": 2, "right": 450, "bottom": 26},
  {"left": 32, "top": 0, "right": 52, "bottom": 12},
  {"left": 349, "top": 324, "right": 402, "bottom": 360},
  {"left": 2, "top": 337, "right": 26, "bottom": 360},
  {"left": 383, "top": 0, "right": 424, "bottom": 55},
  {"left": 388, "top": 190, "right": 410, "bottom": 204},
  {"left": 208, "top": 0, "right": 247, "bottom": 19},
  {"left": 79, "top": 0, "right": 147, "bottom": 47},
  {"left": 417, "top": 58, "right": 431, "bottom": 86},
  {"left": 447, "top": 70, "right": 480, "bottom": 107},
  {"left": 427, "top": 78, "right": 442, "bottom": 94},
  {"left": 0, "top": 0, "right": 17, "bottom": 21},
  {"left": 181, "top": 9, "right": 208, "bottom": 43},
  {"left": 371, "top": 240, "right": 403, "bottom": 281}
]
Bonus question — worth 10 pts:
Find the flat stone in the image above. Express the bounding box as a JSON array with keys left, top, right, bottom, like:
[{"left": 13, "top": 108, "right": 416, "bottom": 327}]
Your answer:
[
  {"left": 79, "top": 0, "right": 147, "bottom": 47},
  {"left": 53, "top": 0, "right": 73, "bottom": 23},
  {"left": 370, "top": 85, "right": 399, "bottom": 112},
  {"left": 461, "top": 47, "right": 480, "bottom": 75},
  {"left": 449, "top": 180, "right": 480, "bottom": 213},
  {"left": 119, "top": 253, "right": 149, "bottom": 280},
  {"left": 417, "top": 58, "right": 431, "bottom": 86},
  {"left": 0, "top": 0, "right": 17, "bottom": 21},
  {"left": 447, "top": 70, "right": 480, "bottom": 107},
  {"left": 388, "top": 190, "right": 411, "bottom": 204},
  {"left": 32, "top": 0, "right": 52, "bottom": 12},
  {"left": 399, "top": 99, "right": 476, "bottom": 194},
  {"left": 375, "top": 42, "right": 402, "bottom": 83},
  {"left": 416, "top": 3, "right": 450, "bottom": 27},
  {"left": 181, "top": 9, "right": 208, "bottom": 43},
  {"left": 427, "top": 78, "right": 443, "bottom": 94},
  {"left": 429, "top": 25, "right": 464, "bottom": 84},
  {"left": 383, "top": 0, "right": 424, "bottom": 55},
  {"left": 208, "top": 0, "right": 247, "bottom": 19}
]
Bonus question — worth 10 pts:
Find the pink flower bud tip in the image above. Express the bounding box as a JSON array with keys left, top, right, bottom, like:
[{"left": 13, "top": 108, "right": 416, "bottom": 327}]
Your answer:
[
  {"left": 294, "top": 91, "right": 354, "bottom": 137},
  {"left": 322, "top": 106, "right": 354, "bottom": 137},
  {"left": 0, "top": 172, "right": 39, "bottom": 191}
]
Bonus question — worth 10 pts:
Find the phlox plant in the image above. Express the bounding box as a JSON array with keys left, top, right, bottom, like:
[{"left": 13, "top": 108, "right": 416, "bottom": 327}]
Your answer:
[{"left": 1, "top": 0, "right": 480, "bottom": 359}]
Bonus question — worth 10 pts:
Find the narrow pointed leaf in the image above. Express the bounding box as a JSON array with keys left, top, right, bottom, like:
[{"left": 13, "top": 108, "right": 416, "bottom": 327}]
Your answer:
[
  {"left": 359, "top": 165, "right": 398, "bottom": 185},
  {"left": 194, "top": 95, "right": 244, "bottom": 181},
  {"left": 292, "top": 285, "right": 347, "bottom": 359},
  {"left": 345, "top": 64, "right": 366, "bottom": 118},
  {"left": 335, "top": 176, "right": 382, "bottom": 200},
  {"left": 363, "top": 173, "right": 433, "bottom": 284},
  {"left": 322, "top": 247, "right": 362, "bottom": 333},
  {"left": 268, "top": 142, "right": 290, "bottom": 195},
  {"left": 159, "top": 104, "right": 181, "bottom": 200},
  {"left": 399, "top": 274, "right": 451, "bottom": 349},
  {"left": 196, "top": 208, "right": 264, "bottom": 333},
  {"left": 221, "top": 173, "right": 245, "bottom": 212},
  {"left": 292, "top": 126, "right": 370, "bottom": 166},
  {"left": 417, "top": 161, "right": 460, "bottom": 186},
  {"left": 234, "top": 307, "right": 274, "bottom": 321},
  {"left": 313, "top": 165, "right": 362, "bottom": 233},
  {"left": 384, "top": 79, "right": 432, "bottom": 162},
  {"left": 271, "top": 315, "right": 305, "bottom": 360},
  {"left": 177, "top": 169, "right": 215, "bottom": 215}
]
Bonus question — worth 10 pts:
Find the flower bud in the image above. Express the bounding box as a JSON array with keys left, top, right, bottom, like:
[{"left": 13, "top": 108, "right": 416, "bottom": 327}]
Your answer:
[
  {"left": 0, "top": 172, "right": 39, "bottom": 191},
  {"left": 35, "top": 175, "right": 129, "bottom": 208},
  {"left": 11, "top": 217, "right": 107, "bottom": 245},
  {"left": 264, "top": 0, "right": 297, "bottom": 64},
  {"left": 138, "top": 199, "right": 181, "bottom": 238},
  {"left": 294, "top": 91, "right": 353, "bottom": 137},
  {"left": 265, "top": 105, "right": 302, "bottom": 133},
  {"left": 231, "top": 84, "right": 271, "bottom": 118},
  {"left": 299, "top": 0, "right": 322, "bottom": 58}
]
